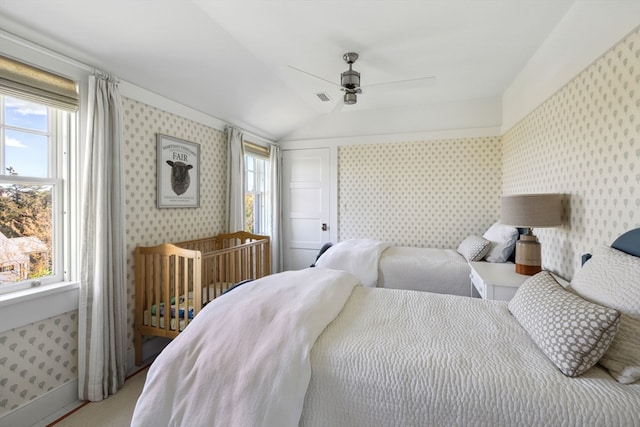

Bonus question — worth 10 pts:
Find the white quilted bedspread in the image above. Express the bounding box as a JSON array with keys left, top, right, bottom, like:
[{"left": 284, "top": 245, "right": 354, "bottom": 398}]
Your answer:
[{"left": 301, "top": 287, "right": 640, "bottom": 427}]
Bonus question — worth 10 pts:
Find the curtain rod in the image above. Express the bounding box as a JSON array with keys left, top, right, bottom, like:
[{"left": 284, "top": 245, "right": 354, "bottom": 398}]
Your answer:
[
  {"left": 244, "top": 131, "right": 276, "bottom": 146},
  {"left": 226, "top": 125, "right": 276, "bottom": 146}
]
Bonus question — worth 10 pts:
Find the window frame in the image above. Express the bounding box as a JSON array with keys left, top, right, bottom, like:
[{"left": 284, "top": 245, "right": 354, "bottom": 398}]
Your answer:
[
  {"left": 0, "top": 94, "right": 72, "bottom": 295},
  {"left": 0, "top": 42, "right": 83, "bottom": 334},
  {"left": 244, "top": 141, "right": 270, "bottom": 236}
]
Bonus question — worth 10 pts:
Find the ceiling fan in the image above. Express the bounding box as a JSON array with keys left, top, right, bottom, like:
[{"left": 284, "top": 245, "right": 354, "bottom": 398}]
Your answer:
[
  {"left": 288, "top": 52, "right": 436, "bottom": 106},
  {"left": 339, "top": 52, "right": 362, "bottom": 105}
]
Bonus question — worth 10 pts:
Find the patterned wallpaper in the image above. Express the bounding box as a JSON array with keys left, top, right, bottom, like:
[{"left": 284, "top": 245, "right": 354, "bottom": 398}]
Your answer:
[
  {"left": 338, "top": 137, "right": 502, "bottom": 248},
  {"left": 502, "top": 27, "right": 640, "bottom": 280},
  {"left": 122, "top": 98, "right": 228, "bottom": 349},
  {"left": 0, "top": 312, "right": 77, "bottom": 415}
]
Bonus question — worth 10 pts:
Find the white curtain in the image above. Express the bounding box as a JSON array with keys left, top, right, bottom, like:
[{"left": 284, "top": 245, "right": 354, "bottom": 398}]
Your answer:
[
  {"left": 78, "top": 73, "right": 127, "bottom": 401},
  {"left": 226, "top": 126, "right": 245, "bottom": 232},
  {"left": 269, "top": 145, "right": 283, "bottom": 273}
]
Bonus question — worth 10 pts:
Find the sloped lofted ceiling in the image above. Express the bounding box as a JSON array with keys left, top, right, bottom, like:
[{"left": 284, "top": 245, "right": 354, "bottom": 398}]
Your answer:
[{"left": 0, "top": 0, "right": 579, "bottom": 142}]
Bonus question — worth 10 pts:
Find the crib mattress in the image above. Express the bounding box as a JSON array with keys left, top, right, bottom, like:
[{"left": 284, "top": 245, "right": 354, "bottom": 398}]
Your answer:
[{"left": 142, "top": 283, "right": 236, "bottom": 331}]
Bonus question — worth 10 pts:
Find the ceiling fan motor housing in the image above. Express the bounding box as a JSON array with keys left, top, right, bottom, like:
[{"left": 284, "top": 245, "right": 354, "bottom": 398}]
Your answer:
[
  {"left": 341, "top": 52, "right": 361, "bottom": 90},
  {"left": 341, "top": 68, "right": 360, "bottom": 89},
  {"left": 340, "top": 52, "right": 362, "bottom": 104}
]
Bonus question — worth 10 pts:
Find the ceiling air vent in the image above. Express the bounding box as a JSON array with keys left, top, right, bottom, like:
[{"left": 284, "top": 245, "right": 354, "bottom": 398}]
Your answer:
[{"left": 315, "top": 92, "right": 332, "bottom": 102}]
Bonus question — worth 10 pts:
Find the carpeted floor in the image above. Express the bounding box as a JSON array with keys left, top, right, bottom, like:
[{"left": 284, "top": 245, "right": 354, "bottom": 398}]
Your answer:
[{"left": 47, "top": 368, "right": 148, "bottom": 427}]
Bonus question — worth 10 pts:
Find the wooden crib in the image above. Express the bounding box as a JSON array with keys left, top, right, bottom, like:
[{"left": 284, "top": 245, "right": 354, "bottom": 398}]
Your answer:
[{"left": 134, "top": 231, "right": 270, "bottom": 365}]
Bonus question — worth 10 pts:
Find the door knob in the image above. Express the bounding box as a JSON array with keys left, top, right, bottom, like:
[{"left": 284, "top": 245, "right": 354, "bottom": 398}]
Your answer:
[{"left": 321, "top": 223, "right": 327, "bottom": 231}]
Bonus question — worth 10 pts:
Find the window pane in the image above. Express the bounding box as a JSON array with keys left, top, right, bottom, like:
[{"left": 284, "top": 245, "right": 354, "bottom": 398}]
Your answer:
[
  {"left": 4, "top": 97, "right": 48, "bottom": 132},
  {"left": 245, "top": 193, "right": 254, "bottom": 233},
  {"left": 4, "top": 129, "right": 49, "bottom": 177},
  {"left": 247, "top": 170, "right": 255, "bottom": 192},
  {"left": 258, "top": 159, "right": 265, "bottom": 192},
  {"left": 0, "top": 183, "right": 53, "bottom": 285}
]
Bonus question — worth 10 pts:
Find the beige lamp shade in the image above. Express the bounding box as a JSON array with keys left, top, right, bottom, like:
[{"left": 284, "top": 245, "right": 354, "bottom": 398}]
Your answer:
[
  {"left": 501, "top": 194, "right": 562, "bottom": 228},
  {"left": 500, "top": 194, "right": 562, "bottom": 275}
]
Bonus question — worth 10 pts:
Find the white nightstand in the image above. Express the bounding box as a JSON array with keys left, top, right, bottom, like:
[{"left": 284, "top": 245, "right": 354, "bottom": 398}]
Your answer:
[{"left": 469, "top": 262, "right": 530, "bottom": 301}]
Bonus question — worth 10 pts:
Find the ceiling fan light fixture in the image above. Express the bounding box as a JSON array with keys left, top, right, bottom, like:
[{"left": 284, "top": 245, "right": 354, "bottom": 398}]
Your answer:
[{"left": 343, "top": 92, "right": 357, "bottom": 105}]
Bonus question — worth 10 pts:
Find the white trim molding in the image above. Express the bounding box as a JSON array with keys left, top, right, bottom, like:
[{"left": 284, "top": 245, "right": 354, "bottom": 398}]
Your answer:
[
  {"left": 279, "top": 126, "right": 501, "bottom": 150},
  {"left": 0, "top": 281, "right": 80, "bottom": 334}
]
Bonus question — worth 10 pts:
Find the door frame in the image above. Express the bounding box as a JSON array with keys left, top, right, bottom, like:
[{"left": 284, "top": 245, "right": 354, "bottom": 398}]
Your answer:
[{"left": 280, "top": 144, "right": 338, "bottom": 268}]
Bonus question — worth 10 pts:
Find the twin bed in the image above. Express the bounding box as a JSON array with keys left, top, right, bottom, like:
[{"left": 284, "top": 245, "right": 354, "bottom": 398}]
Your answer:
[
  {"left": 313, "top": 221, "right": 521, "bottom": 296},
  {"left": 131, "top": 228, "right": 640, "bottom": 426}
]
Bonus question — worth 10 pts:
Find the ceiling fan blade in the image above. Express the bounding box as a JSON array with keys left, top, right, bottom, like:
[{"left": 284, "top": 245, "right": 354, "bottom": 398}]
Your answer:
[
  {"left": 331, "top": 99, "right": 344, "bottom": 113},
  {"left": 287, "top": 65, "right": 339, "bottom": 87},
  {"left": 364, "top": 75, "right": 436, "bottom": 90}
]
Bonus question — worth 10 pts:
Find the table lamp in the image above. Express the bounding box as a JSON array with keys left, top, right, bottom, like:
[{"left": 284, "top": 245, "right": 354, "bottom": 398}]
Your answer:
[{"left": 500, "top": 193, "right": 562, "bottom": 275}]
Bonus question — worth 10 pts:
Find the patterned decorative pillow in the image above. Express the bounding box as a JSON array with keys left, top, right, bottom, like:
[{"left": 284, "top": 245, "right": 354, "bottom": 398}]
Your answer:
[
  {"left": 509, "top": 271, "right": 620, "bottom": 377},
  {"left": 456, "top": 235, "right": 491, "bottom": 262},
  {"left": 482, "top": 222, "right": 519, "bottom": 263},
  {"left": 570, "top": 245, "right": 640, "bottom": 384}
]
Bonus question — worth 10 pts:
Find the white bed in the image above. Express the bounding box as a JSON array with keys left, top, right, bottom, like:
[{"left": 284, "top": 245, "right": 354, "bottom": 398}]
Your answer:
[
  {"left": 314, "top": 222, "right": 520, "bottom": 296},
  {"left": 131, "top": 228, "right": 640, "bottom": 427}
]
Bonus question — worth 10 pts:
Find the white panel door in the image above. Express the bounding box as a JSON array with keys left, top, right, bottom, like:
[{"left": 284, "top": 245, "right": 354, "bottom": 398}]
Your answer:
[{"left": 282, "top": 148, "right": 331, "bottom": 270}]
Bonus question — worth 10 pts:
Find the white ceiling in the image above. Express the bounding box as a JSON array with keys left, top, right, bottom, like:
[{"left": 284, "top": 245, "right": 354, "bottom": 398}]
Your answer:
[{"left": 0, "top": 0, "right": 580, "bottom": 142}]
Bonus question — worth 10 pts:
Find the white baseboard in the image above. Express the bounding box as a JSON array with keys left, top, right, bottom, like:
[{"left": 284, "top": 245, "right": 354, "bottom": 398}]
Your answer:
[{"left": 0, "top": 379, "right": 79, "bottom": 427}]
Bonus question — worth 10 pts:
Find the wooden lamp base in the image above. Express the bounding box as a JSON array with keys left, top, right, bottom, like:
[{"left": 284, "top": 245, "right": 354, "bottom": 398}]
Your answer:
[{"left": 515, "top": 233, "right": 542, "bottom": 275}]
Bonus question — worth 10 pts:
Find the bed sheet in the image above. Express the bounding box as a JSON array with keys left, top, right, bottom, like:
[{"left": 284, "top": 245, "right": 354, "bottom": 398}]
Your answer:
[{"left": 378, "top": 246, "right": 471, "bottom": 296}]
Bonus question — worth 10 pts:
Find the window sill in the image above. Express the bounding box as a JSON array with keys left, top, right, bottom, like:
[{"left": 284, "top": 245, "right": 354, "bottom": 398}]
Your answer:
[{"left": 0, "top": 281, "right": 80, "bottom": 334}]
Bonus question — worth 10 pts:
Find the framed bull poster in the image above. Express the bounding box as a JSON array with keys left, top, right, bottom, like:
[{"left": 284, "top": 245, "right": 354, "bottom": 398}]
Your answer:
[{"left": 156, "top": 134, "right": 200, "bottom": 208}]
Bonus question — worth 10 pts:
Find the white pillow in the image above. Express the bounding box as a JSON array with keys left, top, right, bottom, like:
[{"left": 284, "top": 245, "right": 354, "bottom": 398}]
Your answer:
[
  {"left": 509, "top": 271, "right": 620, "bottom": 377},
  {"left": 456, "top": 235, "right": 491, "bottom": 262},
  {"left": 482, "top": 222, "right": 519, "bottom": 263},
  {"left": 570, "top": 245, "right": 640, "bottom": 384}
]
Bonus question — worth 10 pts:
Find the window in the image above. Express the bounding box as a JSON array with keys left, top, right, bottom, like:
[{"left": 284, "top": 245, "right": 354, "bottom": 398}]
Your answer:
[
  {"left": 0, "top": 94, "right": 73, "bottom": 294},
  {"left": 0, "top": 55, "right": 78, "bottom": 296},
  {"left": 244, "top": 142, "right": 269, "bottom": 235}
]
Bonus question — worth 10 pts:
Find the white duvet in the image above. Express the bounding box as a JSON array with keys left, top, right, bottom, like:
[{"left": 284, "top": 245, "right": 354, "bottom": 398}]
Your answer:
[
  {"left": 314, "top": 238, "right": 390, "bottom": 287},
  {"left": 130, "top": 268, "right": 360, "bottom": 427},
  {"left": 132, "top": 269, "right": 640, "bottom": 427}
]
